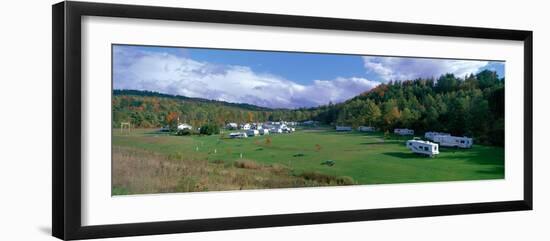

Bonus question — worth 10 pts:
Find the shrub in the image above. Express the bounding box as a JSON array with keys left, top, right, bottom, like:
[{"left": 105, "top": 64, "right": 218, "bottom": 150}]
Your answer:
[
  {"left": 298, "top": 171, "right": 355, "bottom": 185},
  {"left": 199, "top": 123, "right": 220, "bottom": 135},
  {"left": 335, "top": 176, "right": 355, "bottom": 185},
  {"left": 234, "top": 160, "right": 261, "bottom": 169},
  {"left": 176, "top": 128, "right": 192, "bottom": 136}
]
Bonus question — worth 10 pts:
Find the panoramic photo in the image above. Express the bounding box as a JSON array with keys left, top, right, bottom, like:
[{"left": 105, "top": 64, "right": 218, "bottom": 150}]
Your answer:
[{"left": 111, "top": 44, "right": 505, "bottom": 195}]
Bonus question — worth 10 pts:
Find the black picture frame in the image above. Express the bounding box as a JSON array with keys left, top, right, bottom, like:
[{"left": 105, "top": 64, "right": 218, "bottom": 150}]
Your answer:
[{"left": 52, "top": 1, "right": 533, "bottom": 240}]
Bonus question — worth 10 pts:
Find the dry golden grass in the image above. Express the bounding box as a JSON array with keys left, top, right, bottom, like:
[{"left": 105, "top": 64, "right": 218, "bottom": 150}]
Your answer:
[{"left": 112, "top": 147, "right": 336, "bottom": 195}]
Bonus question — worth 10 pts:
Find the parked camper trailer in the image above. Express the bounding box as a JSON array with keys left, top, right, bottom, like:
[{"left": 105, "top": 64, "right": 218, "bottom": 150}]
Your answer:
[
  {"left": 177, "top": 123, "right": 192, "bottom": 130},
  {"left": 226, "top": 123, "right": 238, "bottom": 130},
  {"left": 358, "top": 126, "right": 375, "bottom": 132},
  {"left": 229, "top": 132, "right": 248, "bottom": 139},
  {"left": 406, "top": 140, "right": 439, "bottom": 157},
  {"left": 240, "top": 123, "right": 251, "bottom": 130},
  {"left": 270, "top": 128, "right": 283, "bottom": 134},
  {"left": 394, "top": 128, "right": 414, "bottom": 135},
  {"left": 246, "top": 129, "right": 260, "bottom": 137},
  {"left": 433, "top": 135, "right": 473, "bottom": 148},
  {"left": 259, "top": 129, "right": 269, "bottom": 135},
  {"left": 281, "top": 126, "right": 295, "bottom": 133},
  {"left": 336, "top": 126, "right": 353, "bottom": 132},
  {"left": 424, "top": 131, "right": 450, "bottom": 141}
]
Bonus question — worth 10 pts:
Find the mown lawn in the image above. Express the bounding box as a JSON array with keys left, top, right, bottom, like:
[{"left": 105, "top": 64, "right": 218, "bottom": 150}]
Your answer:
[{"left": 113, "top": 128, "right": 504, "bottom": 186}]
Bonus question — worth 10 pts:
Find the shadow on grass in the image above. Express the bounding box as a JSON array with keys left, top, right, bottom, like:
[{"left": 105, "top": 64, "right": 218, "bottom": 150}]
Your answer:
[
  {"left": 360, "top": 140, "right": 403, "bottom": 145},
  {"left": 476, "top": 166, "right": 505, "bottom": 176},
  {"left": 383, "top": 152, "right": 425, "bottom": 159}
]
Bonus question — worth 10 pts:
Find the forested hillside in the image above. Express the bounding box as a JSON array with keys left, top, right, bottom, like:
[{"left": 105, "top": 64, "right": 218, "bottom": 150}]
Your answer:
[{"left": 112, "top": 70, "right": 504, "bottom": 145}]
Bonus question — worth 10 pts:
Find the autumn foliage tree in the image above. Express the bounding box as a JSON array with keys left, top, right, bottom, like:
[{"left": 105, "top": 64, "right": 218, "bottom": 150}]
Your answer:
[{"left": 165, "top": 112, "right": 178, "bottom": 130}]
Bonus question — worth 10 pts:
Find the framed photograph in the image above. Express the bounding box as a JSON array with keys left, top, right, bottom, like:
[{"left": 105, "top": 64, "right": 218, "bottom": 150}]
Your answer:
[{"left": 52, "top": 1, "right": 533, "bottom": 240}]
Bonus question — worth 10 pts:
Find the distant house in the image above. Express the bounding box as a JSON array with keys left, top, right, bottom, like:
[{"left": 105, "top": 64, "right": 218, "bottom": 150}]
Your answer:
[
  {"left": 177, "top": 123, "right": 192, "bottom": 130},
  {"left": 394, "top": 128, "right": 414, "bottom": 135},
  {"left": 336, "top": 126, "right": 352, "bottom": 131},
  {"left": 358, "top": 126, "right": 375, "bottom": 132},
  {"left": 226, "top": 123, "right": 238, "bottom": 130}
]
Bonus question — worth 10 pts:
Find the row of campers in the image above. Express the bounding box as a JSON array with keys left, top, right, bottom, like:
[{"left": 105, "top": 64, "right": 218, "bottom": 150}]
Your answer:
[
  {"left": 407, "top": 131, "right": 473, "bottom": 157},
  {"left": 424, "top": 132, "right": 473, "bottom": 149}
]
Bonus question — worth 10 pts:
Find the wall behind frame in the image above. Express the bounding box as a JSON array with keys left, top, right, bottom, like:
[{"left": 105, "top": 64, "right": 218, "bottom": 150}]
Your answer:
[{"left": 0, "top": 0, "right": 547, "bottom": 241}]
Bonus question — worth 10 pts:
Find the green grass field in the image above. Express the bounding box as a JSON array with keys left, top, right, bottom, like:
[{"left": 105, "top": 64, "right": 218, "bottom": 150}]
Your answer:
[{"left": 112, "top": 128, "right": 504, "bottom": 194}]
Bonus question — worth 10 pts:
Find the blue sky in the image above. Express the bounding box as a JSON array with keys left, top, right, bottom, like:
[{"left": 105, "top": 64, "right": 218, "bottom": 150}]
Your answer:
[{"left": 113, "top": 45, "right": 504, "bottom": 109}]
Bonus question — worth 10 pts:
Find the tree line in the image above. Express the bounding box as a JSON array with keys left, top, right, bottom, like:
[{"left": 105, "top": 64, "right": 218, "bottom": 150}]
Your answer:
[{"left": 112, "top": 70, "right": 504, "bottom": 146}]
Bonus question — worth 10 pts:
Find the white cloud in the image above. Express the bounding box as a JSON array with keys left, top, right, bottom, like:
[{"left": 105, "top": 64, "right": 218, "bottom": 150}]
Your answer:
[
  {"left": 114, "top": 49, "right": 380, "bottom": 109},
  {"left": 362, "top": 56, "right": 489, "bottom": 81}
]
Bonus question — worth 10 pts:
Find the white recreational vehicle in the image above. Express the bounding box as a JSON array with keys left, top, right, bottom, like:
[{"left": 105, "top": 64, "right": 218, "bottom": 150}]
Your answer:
[
  {"left": 240, "top": 123, "right": 251, "bottom": 130},
  {"left": 259, "top": 129, "right": 269, "bottom": 135},
  {"left": 424, "top": 131, "right": 450, "bottom": 141},
  {"left": 336, "top": 126, "right": 352, "bottom": 131},
  {"left": 246, "top": 129, "right": 260, "bottom": 137},
  {"left": 270, "top": 128, "right": 283, "bottom": 134},
  {"left": 394, "top": 128, "right": 414, "bottom": 135},
  {"left": 406, "top": 140, "right": 439, "bottom": 157},
  {"left": 358, "top": 126, "right": 375, "bottom": 132},
  {"left": 433, "top": 135, "right": 473, "bottom": 148},
  {"left": 229, "top": 132, "right": 248, "bottom": 139},
  {"left": 177, "top": 123, "right": 192, "bottom": 130},
  {"left": 226, "top": 123, "right": 238, "bottom": 130}
]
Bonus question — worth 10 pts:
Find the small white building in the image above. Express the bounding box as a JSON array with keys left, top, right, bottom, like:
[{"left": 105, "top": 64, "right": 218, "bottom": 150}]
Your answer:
[
  {"left": 177, "top": 123, "right": 192, "bottom": 130},
  {"left": 259, "top": 129, "right": 269, "bottom": 135},
  {"left": 226, "top": 123, "right": 238, "bottom": 130},
  {"left": 433, "top": 135, "right": 473, "bottom": 148},
  {"left": 229, "top": 132, "right": 248, "bottom": 138},
  {"left": 358, "top": 126, "right": 375, "bottom": 132},
  {"left": 246, "top": 129, "right": 260, "bottom": 137},
  {"left": 424, "top": 131, "right": 450, "bottom": 141},
  {"left": 240, "top": 123, "right": 251, "bottom": 130},
  {"left": 394, "top": 128, "right": 414, "bottom": 135},
  {"left": 336, "top": 126, "right": 353, "bottom": 132},
  {"left": 406, "top": 140, "right": 439, "bottom": 157}
]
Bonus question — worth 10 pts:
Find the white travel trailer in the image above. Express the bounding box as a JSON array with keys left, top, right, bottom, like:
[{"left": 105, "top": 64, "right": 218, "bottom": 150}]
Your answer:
[
  {"left": 246, "top": 129, "right": 260, "bottom": 137},
  {"left": 177, "top": 123, "right": 192, "bottom": 130},
  {"left": 259, "top": 129, "right": 269, "bottom": 135},
  {"left": 229, "top": 132, "right": 248, "bottom": 139},
  {"left": 336, "top": 126, "right": 353, "bottom": 131},
  {"left": 433, "top": 135, "right": 473, "bottom": 148},
  {"left": 424, "top": 131, "right": 450, "bottom": 141},
  {"left": 358, "top": 126, "right": 375, "bottom": 132},
  {"left": 226, "top": 123, "right": 238, "bottom": 130},
  {"left": 240, "top": 123, "right": 251, "bottom": 130},
  {"left": 281, "top": 126, "right": 295, "bottom": 133},
  {"left": 394, "top": 128, "right": 414, "bottom": 135},
  {"left": 406, "top": 140, "right": 439, "bottom": 157},
  {"left": 270, "top": 128, "right": 283, "bottom": 134}
]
